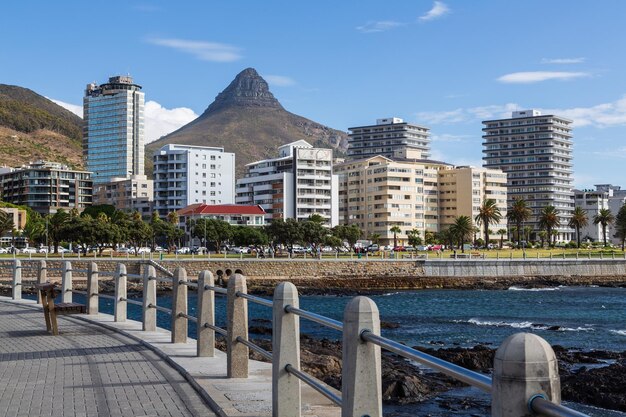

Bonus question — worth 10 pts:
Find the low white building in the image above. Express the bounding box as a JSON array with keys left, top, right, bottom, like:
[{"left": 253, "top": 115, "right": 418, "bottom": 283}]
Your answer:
[
  {"left": 235, "top": 140, "right": 338, "bottom": 226},
  {"left": 574, "top": 189, "right": 611, "bottom": 243},
  {"left": 153, "top": 144, "right": 235, "bottom": 217}
]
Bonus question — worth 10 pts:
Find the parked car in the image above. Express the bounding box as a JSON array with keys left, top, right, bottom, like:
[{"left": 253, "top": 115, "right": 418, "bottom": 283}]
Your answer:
[
  {"left": 0, "top": 247, "right": 9, "bottom": 254},
  {"left": 392, "top": 246, "right": 406, "bottom": 252},
  {"left": 136, "top": 247, "right": 151, "bottom": 254},
  {"left": 230, "top": 246, "right": 250, "bottom": 254},
  {"left": 175, "top": 247, "right": 190, "bottom": 254},
  {"left": 21, "top": 247, "right": 37, "bottom": 254},
  {"left": 429, "top": 244, "right": 443, "bottom": 251},
  {"left": 58, "top": 248, "right": 71, "bottom": 254},
  {"left": 416, "top": 245, "right": 429, "bottom": 251},
  {"left": 38, "top": 247, "right": 49, "bottom": 254},
  {"left": 153, "top": 246, "right": 165, "bottom": 252},
  {"left": 367, "top": 244, "right": 380, "bottom": 252}
]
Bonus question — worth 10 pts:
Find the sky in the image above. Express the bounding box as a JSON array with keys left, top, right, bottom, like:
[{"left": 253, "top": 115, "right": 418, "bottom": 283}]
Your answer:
[{"left": 1, "top": 0, "right": 625, "bottom": 188}]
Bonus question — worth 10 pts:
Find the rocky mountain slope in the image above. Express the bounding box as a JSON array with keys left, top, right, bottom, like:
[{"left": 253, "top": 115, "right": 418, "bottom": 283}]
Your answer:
[
  {"left": 146, "top": 68, "right": 348, "bottom": 175},
  {"left": 0, "top": 84, "right": 83, "bottom": 169}
]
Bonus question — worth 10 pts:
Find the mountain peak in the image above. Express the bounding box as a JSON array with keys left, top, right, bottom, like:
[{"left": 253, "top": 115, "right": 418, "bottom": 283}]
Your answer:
[{"left": 204, "top": 67, "right": 282, "bottom": 114}]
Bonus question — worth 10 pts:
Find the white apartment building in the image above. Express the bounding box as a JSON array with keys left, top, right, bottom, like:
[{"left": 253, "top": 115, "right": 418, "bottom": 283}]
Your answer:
[
  {"left": 236, "top": 140, "right": 338, "bottom": 226},
  {"left": 153, "top": 144, "right": 235, "bottom": 217},
  {"left": 483, "top": 110, "right": 574, "bottom": 241},
  {"left": 575, "top": 184, "right": 626, "bottom": 244},
  {"left": 348, "top": 117, "right": 430, "bottom": 161}
]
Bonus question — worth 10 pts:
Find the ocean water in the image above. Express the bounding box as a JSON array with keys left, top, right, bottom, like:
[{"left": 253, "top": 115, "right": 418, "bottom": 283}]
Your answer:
[{"left": 58, "top": 286, "right": 626, "bottom": 416}]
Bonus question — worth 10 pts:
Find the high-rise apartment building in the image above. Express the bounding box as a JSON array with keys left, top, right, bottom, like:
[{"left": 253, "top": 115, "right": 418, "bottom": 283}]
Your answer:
[
  {"left": 335, "top": 149, "right": 507, "bottom": 245},
  {"left": 482, "top": 110, "right": 574, "bottom": 241},
  {"left": 235, "top": 140, "right": 338, "bottom": 225},
  {"left": 83, "top": 75, "right": 145, "bottom": 184},
  {"left": 153, "top": 144, "right": 235, "bottom": 217},
  {"left": 347, "top": 117, "right": 430, "bottom": 161},
  {"left": 0, "top": 161, "right": 92, "bottom": 215}
]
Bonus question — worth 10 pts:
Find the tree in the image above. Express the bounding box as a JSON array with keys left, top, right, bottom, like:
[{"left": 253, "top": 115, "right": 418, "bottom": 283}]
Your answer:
[
  {"left": 438, "top": 228, "right": 456, "bottom": 249},
  {"left": 613, "top": 204, "right": 626, "bottom": 251},
  {"left": 232, "top": 226, "right": 268, "bottom": 247},
  {"left": 568, "top": 206, "right": 588, "bottom": 248},
  {"left": 406, "top": 229, "right": 422, "bottom": 247},
  {"left": 474, "top": 199, "right": 502, "bottom": 249},
  {"left": 593, "top": 208, "right": 615, "bottom": 247},
  {"left": 450, "top": 216, "right": 474, "bottom": 253},
  {"left": 332, "top": 224, "right": 361, "bottom": 247},
  {"left": 389, "top": 225, "right": 402, "bottom": 248},
  {"left": 538, "top": 230, "right": 548, "bottom": 248},
  {"left": 193, "top": 219, "right": 232, "bottom": 253},
  {"left": 0, "top": 211, "right": 13, "bottom": 238},
  {"left": 424, "top": 231, "right": 435, "bottom": 245},
  {"left": 265, "top": 218, "right": 303, "bottom": 252},
  {"left": 47, "top": 210, "right": 70, "bottom": 253},
  {"left": 507, "top": 199, "right": 532, "bottom": 246},
  {"left": 497, "top": 229, "right": 507, "bottom": 249},
  {"left": 538, "top": 205, "right": 560, "bottom": 247},
  {"left": 81, "top": 204, "right": 116, "bottom": 220},
  {"left": 301, "top": 217, "right": 327, "bottom": 251},
  {"left": 368, "top": 233, "right": 381, "bottom": 245},
  {"left": 126, "top": 211, "right": 152, "bottom": 255},
  {"left": 523, "top": 226, "right": 533, "bottom": 244}
]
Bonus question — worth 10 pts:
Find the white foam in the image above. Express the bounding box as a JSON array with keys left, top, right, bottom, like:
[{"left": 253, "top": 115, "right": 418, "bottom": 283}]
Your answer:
[
  {"left": 465, "top": 318, "right": 593, "bottom": 332},
  {"left": 508, "top": 286, "right": 559, "bottom": 292},
  {"left": 610, "top": 329, "right": 626, "bottom": 336}
]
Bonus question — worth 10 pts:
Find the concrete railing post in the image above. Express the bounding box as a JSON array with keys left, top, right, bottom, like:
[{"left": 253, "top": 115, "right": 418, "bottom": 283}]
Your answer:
[
  {"left": 227, "top": 273, "right": 248, "bottom": 378},
  {"left": 492, "top": 333, "right": 561, "bottom": 417},
  {"left": 12, "top": 259, "right": 22, "bottom": 300},
  {"left": 61, "top": 261, "right": 72, "bottom": 303},
  {"left": 171, "top": 267, "right": 188, "bottom": 343},
  {"left": 36, "top": 260, "right": 47, "bottom": 304},
  {"left": 143, "top": 265, "right": 157, "bottom": 331},
  {"left": 272, "top": 282, "right": 301, "bottom": 416},
  {"left": 197, "top": 270, "right": 215, "bottom": 357},
  {"left": 342, "top": 296, "right": 382, "bottom": 417},
  {"left": 114, "top": 263, "right": 127, "bottom": 322},
  {"left": 86, "top": 262, "right": 99, "bottom": 314}
]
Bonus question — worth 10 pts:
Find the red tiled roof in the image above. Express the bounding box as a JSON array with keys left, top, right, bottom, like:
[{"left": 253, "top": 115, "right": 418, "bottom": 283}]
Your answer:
[{"left": 177, "top": 204, "right": 266, "bottom": 216}]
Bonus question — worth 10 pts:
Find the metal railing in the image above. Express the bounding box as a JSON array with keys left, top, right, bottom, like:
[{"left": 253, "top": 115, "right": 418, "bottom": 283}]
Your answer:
[{"left": 0, "top": 259, "right": 592, "bottom": 417}]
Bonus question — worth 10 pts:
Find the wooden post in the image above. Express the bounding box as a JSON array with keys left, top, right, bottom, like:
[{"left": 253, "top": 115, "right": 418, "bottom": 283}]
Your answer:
[
  {"left": 114, "top": 263, "right": 127, "bottom": 322},
  {"left": 143, "top": 265, "right": 156, "bottom": 331},
  {"left": 197, "top": 270, "right": 215, "bottom": 357},
  {"left": 171, "top": 267, "right": 188, "bottom": 343},
  {"left": 86, "top": 262, "right": 99, "bottom": 314},
  {"left": 227, "top": 274, "right": 248, "bottom": 378},
  {"left": 36, "top": 260, "right": 47, "bottom": 304},
  {"left": 12, "top": 259, "right": 22, "bottom": 301},
  {"left": 342, "top": 296, "right": 382, "bottom": 417},
  {"left": 61, "top": 261, "right": 72, "bottom": 303},
  {"left": 273, "top": 282, "right": 301, "bottom": 416}
]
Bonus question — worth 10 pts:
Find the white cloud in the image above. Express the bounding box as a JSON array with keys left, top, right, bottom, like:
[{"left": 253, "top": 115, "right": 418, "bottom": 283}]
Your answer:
[
  {"left": 263, "top": 75, "right": 296, "bottom": 87},
  {"left": 356, "top": 20, "right": 404, "bottom": 33},
  {"left": 143, "top": 101, "right": 198, "bottom": 142},
  {"left": 49, "top": 98, "right": 83, "bottom": 117},
  {"left": 497, "top": 71, "right": 590, "bottom": 84},
  {"left": 51, "top": 98, "right": 198, "bottom": 143},
  {"left": 147, "top": 38, "right": 242, "bottom": 62},
  {"left": 541, "top": 57, "right": 586, "bottom": 65},
  {"left": 419, "top": 1, "right": 450, "bottom": 21},
  {"left": 416, "top": 95, "right": 626, "bottom": 129}
]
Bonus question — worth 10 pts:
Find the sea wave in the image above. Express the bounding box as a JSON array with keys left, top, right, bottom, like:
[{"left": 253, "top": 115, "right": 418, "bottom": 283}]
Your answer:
[
  {"left": 610, "top": 329, "right": 626, "bottom": 336},
  {"left": 508, "top": 286, "right": 559, "bottom": 291},
  {"left": 464, "top": 318, "right": 593, "bottom": 332}
]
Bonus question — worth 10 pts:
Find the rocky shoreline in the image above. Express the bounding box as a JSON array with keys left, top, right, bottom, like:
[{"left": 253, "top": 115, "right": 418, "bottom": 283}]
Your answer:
[{"left": 240, "top": 323, "right": 626, "bottom": 413}]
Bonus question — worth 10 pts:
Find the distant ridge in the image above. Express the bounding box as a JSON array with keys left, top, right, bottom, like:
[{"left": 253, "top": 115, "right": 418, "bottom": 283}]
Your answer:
[
  {"left": 146, "top": 68, "right": 348, "bottom": 175},
  {"left": 0, "top": 84, "right": 83, "bottom": 169}
]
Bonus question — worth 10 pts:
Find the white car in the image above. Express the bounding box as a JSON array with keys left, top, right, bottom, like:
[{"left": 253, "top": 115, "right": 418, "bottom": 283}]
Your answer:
[
  {"left": 175, "top": 247, "right": 190, "bottom": 254},
  {"left": 0, "top": 247, "right": 8, "bottom": 254},
  {"left": 136, "top": 247, "right": 151, "bottom": 254},
  {"left": 21, "top": 247, "right": 37, "bottom": 254}
]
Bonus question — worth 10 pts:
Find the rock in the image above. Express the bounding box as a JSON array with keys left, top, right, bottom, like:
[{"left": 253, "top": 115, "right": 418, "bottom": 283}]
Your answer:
[
  {"left": 562, "top": 363, "right": 626, "bottom": 411},
  {"left": 381, "top": 321, "right": 401, "bottom": 329}
]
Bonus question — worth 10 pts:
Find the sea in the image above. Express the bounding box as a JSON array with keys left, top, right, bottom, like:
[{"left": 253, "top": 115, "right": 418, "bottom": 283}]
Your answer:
[{"left": 60, "top": 286, "right": 626, "bottom": 416}]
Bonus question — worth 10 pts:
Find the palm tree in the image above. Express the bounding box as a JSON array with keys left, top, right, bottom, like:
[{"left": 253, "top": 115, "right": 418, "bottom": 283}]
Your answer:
[
  {"left": 568, "top": 206, "right": 588, "bottom": 248},
  {"left": 538, "top": 230, "right": 548, "bottom": 248},
  {"left": 593, "top": 208, "right": 615, "bottom": 246},
  {"left": 369, "top": 233, "right": 380, "bottom": 245},
  {"left": 475, "top": 199, "right": 502, "bottom": 249},
  {"left": 389, "top": 225, "right": 402, "bottom": 248},
  {"left": 507, "top": 199, "right": 532, "bottom": 246},
  {"left": 538, "top": 205, "right": 560, "bottom": 247},
  {"left": 0, "top": 211, "right": 13, "bottom": 238},
  {"left": 497, "top": 229, "right": 507, "bottom": 249},
  {"left": 523, "top": 226, "right": 533, "bottom": 244},
  {"left": 614, "top": 204, "right": 626, "bottom": 251},
  {"left": 450, "top": 216, "right": 474, "bottom": 253}
]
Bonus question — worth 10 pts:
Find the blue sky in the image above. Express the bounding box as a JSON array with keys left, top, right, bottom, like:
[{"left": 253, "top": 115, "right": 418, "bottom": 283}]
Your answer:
[{"left": 1, "top": 0, "right": 625, "bottom": 188}]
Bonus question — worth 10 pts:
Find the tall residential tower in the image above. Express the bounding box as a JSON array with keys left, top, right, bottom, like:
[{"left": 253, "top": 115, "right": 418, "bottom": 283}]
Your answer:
[
  {"left": 83, "top": 76, "right": 145, "bottom": 184},
  {"left": 482, "top": 110, "right": 574, "bottom": 241}
]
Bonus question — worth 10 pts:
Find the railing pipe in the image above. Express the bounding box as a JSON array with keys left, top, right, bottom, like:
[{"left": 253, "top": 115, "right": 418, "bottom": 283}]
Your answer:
[
  {"left": 204, "top": 323, "right": 227, "bottom": 336},
  {"left": 236, "top": 336, "right": 272, "bottom": 361},
  {"left": 148, "top": 303, "right": 172, "bottom": 314},
  {"left": 284, "top": 305, "right": 343, "bottom": 331},
  {"left": 361, "top": 331, "right": 492, "bottom": 392},
  {"left": 86, "top": 262, "right": 99, "bottom": 314},
  {"left": 143, "top": 265, "right": 157, "bottom": 331},
  {"left": 197, "top": 270, "right": 215, "bottom": 357},
  {"left": 530, "top": 396, "right": 589, "bottom": 417},
  {"left": 204, "top": 285, "right": 227, "bottom": 295},
  {"left": 342, "top": 296, "right": 382, "bottom": 417},
  {"left": 61, "top": 261, "right": 72, "bottom": 303},
  {"left": 171, "top": 267, "right": 188, "bottom": 343},
  {"left": 114, "top": 263, "right": 127, "bottom": 322},
  {"left": 285, "top": 364, "right": 342, "bottom": 406},
  {"left": 36, "top": 260, "right": 46, "bottom": 304},
  {"left": 236, "top": 291, "right": 273, "bottom": 308},
  {"left": 12, "top": 259, "right": 22, "bottom": 301},
  {"left": 273, "top": 282, "right": 301, "bottom": 416},
  {"left": 227, "top": 273, "right": 248, "bottom": 378}
]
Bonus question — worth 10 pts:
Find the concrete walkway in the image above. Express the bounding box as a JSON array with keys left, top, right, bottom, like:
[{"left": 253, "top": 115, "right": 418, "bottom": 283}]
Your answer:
[
  {"left": 0, "top": 297, "right": 340, "bottom": 417},
  {"left": 0, "top": 300, "right": 215, "bottom": 417}
]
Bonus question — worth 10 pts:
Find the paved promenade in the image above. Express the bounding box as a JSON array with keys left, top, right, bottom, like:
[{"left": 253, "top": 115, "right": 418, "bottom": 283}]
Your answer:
[{"left": 0, "top": 301, "right": 215, "bottom": 417}]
